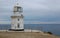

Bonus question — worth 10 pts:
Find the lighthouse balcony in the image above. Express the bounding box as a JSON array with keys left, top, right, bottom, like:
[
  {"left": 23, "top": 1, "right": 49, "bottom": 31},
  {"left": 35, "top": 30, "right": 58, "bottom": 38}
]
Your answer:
[{"left": 11, "top": 15, "right": 24, "bottom": 18}]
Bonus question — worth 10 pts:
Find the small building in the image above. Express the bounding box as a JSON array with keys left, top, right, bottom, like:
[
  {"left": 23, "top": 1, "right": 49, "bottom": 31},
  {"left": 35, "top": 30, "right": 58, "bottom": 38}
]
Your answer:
[{"left": 10, "top": 3, "right": 24, "bottom": 31}]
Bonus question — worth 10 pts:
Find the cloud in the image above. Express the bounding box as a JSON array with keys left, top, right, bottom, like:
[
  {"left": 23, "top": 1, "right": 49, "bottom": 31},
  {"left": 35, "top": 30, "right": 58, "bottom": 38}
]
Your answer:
[
  {"left": 0, "top": 0, "right": 60, "bottom": 24},
  {"left": 21, "top": 0, "right": 60, "bottom": 18}
]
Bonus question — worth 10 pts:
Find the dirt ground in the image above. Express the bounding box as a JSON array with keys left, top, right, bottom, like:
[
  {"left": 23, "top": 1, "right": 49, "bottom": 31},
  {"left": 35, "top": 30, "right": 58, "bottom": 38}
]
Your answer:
[{"left": 0, "top": 32, "right": 60, "bottom": 38}]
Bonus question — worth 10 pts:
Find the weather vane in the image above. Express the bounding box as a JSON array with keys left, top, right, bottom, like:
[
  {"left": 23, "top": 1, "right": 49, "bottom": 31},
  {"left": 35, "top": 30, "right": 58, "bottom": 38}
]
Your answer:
[
  {"left": 15, "top": 0, "right": 22, "bottom": 6},
  {"left": 15, "top": 0, "right": 19, "bottom": 5},
  {"left": 16, "top": 0, "right": 18, "bottom": 2}
]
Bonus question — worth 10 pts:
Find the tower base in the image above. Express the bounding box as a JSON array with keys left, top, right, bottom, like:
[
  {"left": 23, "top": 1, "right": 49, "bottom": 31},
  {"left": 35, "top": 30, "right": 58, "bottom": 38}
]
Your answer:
[{"left": 9, "top": 29, "right": 24, "bottom": 31}]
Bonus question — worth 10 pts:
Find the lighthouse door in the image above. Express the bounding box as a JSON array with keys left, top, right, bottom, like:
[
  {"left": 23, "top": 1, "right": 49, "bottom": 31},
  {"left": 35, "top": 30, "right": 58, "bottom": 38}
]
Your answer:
[{"left": 17, "top": 23, "right": 20, "bottom": 28}]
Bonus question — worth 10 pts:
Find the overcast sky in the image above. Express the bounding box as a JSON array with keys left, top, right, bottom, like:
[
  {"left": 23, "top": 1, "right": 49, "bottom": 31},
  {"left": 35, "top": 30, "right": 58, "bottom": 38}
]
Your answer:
[{"left": 0, "top": 0, "right": 60, "bottom": 24}]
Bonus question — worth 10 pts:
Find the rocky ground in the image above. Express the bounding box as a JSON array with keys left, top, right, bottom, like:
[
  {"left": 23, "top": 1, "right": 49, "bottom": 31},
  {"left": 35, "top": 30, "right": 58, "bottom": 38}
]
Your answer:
[{"left": 0, "top": 32, "right": 60, "bottom": 38}]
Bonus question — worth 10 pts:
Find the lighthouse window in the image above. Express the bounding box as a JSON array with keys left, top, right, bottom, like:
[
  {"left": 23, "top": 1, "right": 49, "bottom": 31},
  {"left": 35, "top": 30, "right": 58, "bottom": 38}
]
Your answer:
[
  {"left": 18, "top": 23, "right": 19, "bottom": 28},
  {"left": 17, "top": 7, "right": 21, "bottom": 12},
  {"left": 18, "top": 19, "right": 19, "bottom": 21}
]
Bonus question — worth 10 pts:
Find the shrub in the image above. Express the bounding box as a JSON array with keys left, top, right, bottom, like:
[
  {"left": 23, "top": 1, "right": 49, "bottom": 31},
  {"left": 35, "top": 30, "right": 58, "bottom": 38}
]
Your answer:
[{"left": 47, "top": 32, "right": 52, "bottom": 34}]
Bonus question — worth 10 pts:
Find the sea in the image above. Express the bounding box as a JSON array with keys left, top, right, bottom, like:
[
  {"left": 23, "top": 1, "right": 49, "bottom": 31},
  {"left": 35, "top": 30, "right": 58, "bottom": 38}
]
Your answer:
[{"left": 0, "top": 24, "right": 60, "bottom": 36}]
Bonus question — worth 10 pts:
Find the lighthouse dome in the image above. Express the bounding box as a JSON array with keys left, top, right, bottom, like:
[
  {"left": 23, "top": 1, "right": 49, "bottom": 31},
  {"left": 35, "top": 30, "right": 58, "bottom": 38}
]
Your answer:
[{"left": 14, "top": 3, "right": 21, "bottom": 7}]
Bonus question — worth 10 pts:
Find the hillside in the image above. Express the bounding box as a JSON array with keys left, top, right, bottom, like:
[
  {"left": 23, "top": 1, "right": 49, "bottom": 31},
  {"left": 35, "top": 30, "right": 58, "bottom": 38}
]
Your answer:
[{"left": 0, "top": 32, "right": 60, "bottom": 38}]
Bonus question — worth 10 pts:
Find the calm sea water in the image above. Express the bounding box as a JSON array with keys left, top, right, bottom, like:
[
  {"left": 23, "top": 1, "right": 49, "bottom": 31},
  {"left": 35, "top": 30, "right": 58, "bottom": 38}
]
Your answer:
[{"left": 0, "top": 24, "right": 60, "bottom": 36}]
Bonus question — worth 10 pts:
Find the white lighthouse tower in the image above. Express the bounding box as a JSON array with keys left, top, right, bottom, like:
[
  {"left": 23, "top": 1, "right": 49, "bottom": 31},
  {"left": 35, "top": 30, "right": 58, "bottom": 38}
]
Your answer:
[{"left": 10, "top": 3, "right": 24, "bottom": 31}]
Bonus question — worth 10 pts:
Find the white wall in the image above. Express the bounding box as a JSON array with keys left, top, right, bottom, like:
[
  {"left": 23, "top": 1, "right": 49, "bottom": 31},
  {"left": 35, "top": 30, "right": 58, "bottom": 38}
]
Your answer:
[{"left": 11, "top": 16, "right": 24, "bottom": 29}]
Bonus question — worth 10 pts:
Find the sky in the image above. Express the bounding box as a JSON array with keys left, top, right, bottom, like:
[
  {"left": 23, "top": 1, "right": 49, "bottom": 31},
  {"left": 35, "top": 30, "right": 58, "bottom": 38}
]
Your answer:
[{"left": 0, "top": 0, "right": 60, "bottom": 24}]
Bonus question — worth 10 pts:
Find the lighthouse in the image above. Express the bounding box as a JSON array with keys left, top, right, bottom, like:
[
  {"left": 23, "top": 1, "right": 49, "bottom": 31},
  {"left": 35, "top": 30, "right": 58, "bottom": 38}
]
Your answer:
[{"left": 10, "top": 3, "right": 24, "bottom": 31}]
